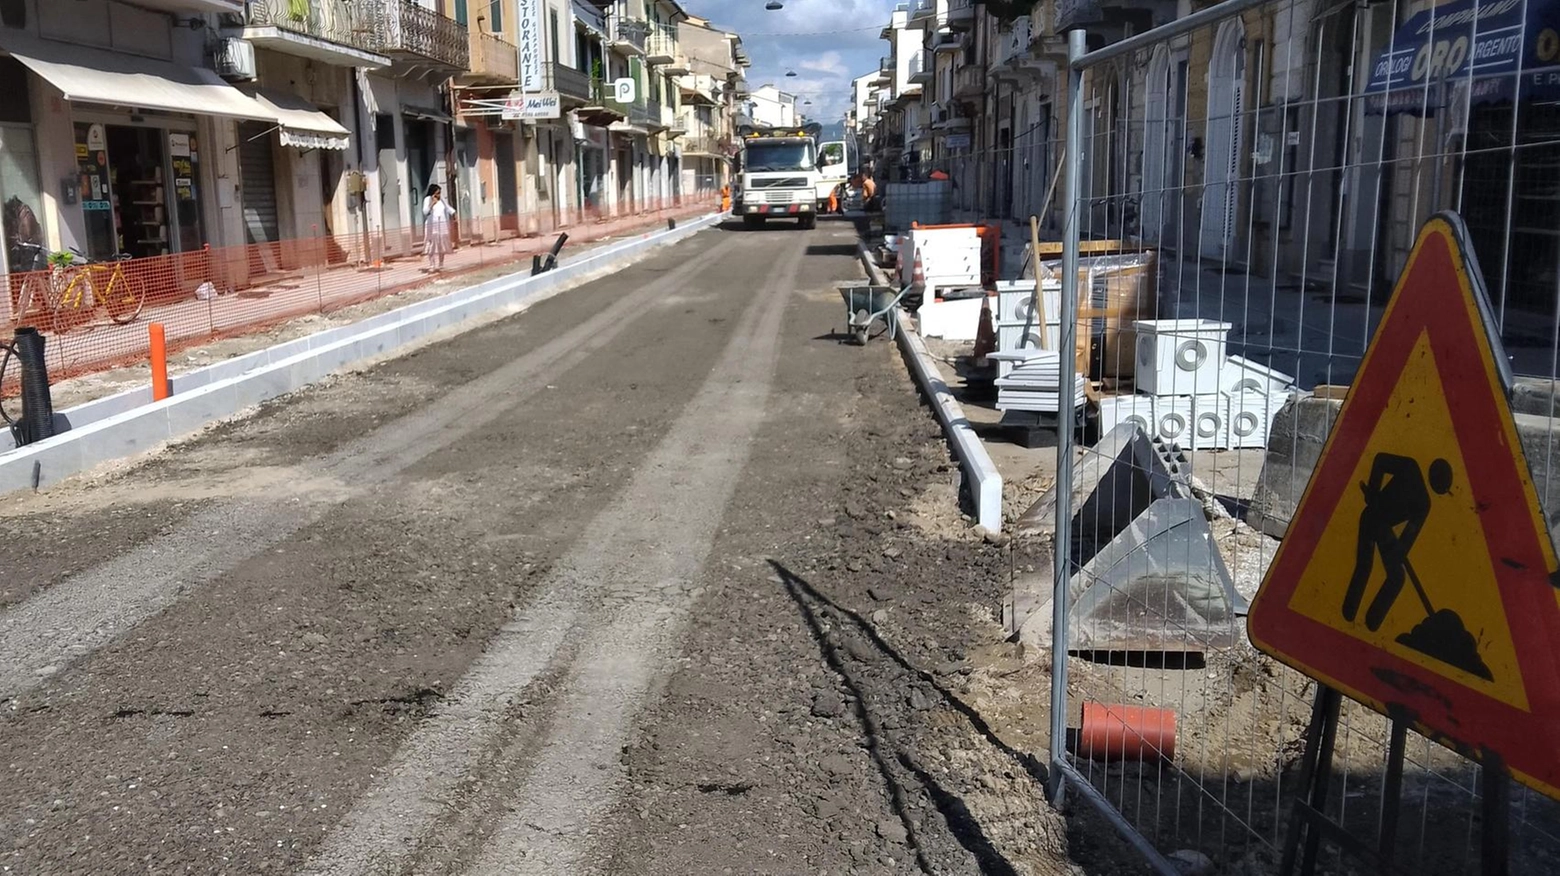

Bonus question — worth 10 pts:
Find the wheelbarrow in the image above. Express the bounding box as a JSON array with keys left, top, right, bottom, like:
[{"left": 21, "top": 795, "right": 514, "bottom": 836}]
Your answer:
[{"left": 838, "top": 283, "right": 911, "bottom": 345}]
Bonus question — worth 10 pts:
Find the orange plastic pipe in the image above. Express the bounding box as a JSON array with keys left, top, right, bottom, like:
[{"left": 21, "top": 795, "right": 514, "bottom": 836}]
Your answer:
[
  {"left": 149, "top": 322, "right": 170, "bottom": 401},
  {"left": 1076, "top": 702, "right": 1177, "bottom": 762}
]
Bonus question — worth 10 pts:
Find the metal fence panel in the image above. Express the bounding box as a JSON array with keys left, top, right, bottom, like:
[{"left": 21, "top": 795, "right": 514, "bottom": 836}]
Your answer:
[{"left": 1034, "top": 0, "right": 1560, "bottom": 871}]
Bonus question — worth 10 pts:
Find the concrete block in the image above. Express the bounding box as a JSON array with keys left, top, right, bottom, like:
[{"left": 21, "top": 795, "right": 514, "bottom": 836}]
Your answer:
[
  {"left": 72, "top": 409, "right": 168, "bottom": 473},
  {"left": 1249, "top": 393, "right": 1560, "bottom": 541},
  {"left": 164, "top": 384, "right": 233, "bottom": 439},
  {"left": 1067, "top": 497, "right": 1245, "bottom": 651},
  {"left": 1016, "top": 423, "right": 1192, "bottom": 564},
  {"left": 0, "top": 437, "right": 81, "bottom": 492}
]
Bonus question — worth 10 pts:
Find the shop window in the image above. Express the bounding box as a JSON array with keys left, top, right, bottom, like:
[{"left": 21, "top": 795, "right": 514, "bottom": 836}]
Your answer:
[{"left": 1, "top": 124, "right": 43, "bottom": 275}]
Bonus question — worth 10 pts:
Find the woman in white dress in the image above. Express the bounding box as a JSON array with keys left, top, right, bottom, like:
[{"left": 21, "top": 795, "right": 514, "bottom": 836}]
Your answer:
[{"left": 422, "top": 183, "right": 455, "bottom": 272}]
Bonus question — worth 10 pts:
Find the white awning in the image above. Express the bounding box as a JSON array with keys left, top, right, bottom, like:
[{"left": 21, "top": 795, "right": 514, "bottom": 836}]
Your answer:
[
  {"left": 0, "top": 31, "right": 274, "bottom": 122},
  {"left": 247, "top": 89, "right": 352, "bottom": 151}
]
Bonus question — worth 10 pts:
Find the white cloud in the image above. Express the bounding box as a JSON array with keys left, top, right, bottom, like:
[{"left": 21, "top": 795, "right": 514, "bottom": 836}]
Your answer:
[{"left": 680, "top": 0, "right": 899, "bottom": 124}]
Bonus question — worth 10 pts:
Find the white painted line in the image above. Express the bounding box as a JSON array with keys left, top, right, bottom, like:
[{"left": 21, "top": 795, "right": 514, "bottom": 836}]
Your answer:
[
  {"left": 860, "top": 242, "right": 1004, "bottom": 532},
  {"left": 0, "top": 213, "right": 725, "bottom": 495}
]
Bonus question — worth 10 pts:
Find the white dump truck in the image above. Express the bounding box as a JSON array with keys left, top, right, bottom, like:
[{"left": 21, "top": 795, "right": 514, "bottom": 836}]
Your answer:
[{"left": 733, "top": 122, "right": 824, "bottom": 230}]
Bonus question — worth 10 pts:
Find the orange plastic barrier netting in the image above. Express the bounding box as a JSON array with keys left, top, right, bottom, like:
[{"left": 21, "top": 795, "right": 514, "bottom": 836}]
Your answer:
[{"left": 1, "top": 195, "right": 720, "bottom": 401}]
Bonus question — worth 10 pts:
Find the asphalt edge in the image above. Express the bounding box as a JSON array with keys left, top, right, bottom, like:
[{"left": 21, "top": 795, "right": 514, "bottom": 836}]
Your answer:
[
  {"left": 859, "top": 241, "right": 1003, "bottom": 532},
  {"left": 0, "top": 212, "right": 727, "bottom": 494}
]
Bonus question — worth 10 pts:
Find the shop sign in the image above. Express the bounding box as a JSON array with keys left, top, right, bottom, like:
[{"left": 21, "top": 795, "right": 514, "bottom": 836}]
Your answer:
[
  {"left": 85, "top": 124, "right": 105, "bottom": 152},
  {"left": 518, "top": 0, "right": 545, "bottom": 92},
  {"left": 503, "top": 91, "right": 561, "bottom": 120},
  {"left": 169, "top": 133, "right": 190, "bottom": 157},
  {"left": 944, "top": 133, "right": 972, "bottom": 150},
  {"left": 1361, "top": 0, "right": 1560, "bottom": 111}
]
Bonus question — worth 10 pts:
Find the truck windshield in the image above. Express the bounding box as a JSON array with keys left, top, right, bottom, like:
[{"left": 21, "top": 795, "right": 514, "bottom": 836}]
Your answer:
[{"left": 744, "top": 142, "right": 815, "bottom": 173}]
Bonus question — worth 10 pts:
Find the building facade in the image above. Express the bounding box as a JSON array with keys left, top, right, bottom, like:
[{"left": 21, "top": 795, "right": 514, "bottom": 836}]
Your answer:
[{"left": 0, "top": 0, "right": 741, "bottom": 296}]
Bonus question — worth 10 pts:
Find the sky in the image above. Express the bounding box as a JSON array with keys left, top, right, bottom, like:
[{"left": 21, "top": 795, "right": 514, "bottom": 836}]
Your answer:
[{"left": 679, "top": 0, "right": 900, "bottom": 126}]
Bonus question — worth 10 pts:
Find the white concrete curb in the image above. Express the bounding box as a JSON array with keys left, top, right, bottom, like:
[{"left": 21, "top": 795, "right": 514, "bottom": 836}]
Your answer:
[
  {"left": 859, "top": 242, "right": 1003, "bottom": 532},
  {"left": 0, "top": 213, "right": 727, "bottom": 494}
]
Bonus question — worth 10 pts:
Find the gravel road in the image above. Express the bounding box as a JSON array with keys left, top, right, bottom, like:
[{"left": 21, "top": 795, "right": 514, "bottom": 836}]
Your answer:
[{"left": 0, "top": 218, "right": 1079, "bottom": 875}]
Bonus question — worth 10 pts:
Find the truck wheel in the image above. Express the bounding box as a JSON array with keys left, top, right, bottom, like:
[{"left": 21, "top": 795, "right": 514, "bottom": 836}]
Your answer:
[
  {"left": 799, "top": 213, "right": 817, "bottom": 230},
  {"left": 743, "top": 215, "right": 765, "bottom": 230}
]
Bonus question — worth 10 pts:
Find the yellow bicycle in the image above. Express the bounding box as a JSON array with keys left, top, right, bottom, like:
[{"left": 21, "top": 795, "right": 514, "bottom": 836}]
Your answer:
[{"left": 12, "top": 245, "right": 147, "bottom": 332}]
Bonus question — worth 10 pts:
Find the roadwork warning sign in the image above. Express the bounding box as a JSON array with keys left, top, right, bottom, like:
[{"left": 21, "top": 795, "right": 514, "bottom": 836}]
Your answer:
[{"left": 1248, "top": 212, "right": 1560, "bottom": 800}]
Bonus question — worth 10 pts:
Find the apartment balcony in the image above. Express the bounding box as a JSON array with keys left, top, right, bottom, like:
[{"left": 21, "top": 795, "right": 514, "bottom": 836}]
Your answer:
[
  {"left": 238, "top": 0, "right": 390, "bottom": 68},
  {"left": 579, "top": 76, "right": 627, "bottom": 125},
  {"left": 908, "top": 50, "right": 932, "bottom": 85},
  {"left": 363, "top": 0, "right": 470, "bottom": 73},
  {"left": 953, "top": 65, "right": 984, "bottom": 101},
  {"left": 548, "top": 62, "right": 593, "bottom": 103},
  {"left": 679, "top": 74, "right": 719, "bottom": 105},
  {"left": 631, "top": 97, "right": 665, "bottom": 131},
  {"left": 683, "top": 135, "right": 724, "bottom": 158},
  {"left": 464, "top": 29, "right": 518, "bottom": 85},
  {"left": 137, "top": 0, "right": 242, "bottom": 12},
  {"left": 646, "top": 25, "right": 677, "bottom": 66},
  {"left": 612, "top": 18, "right": 649, "bottom": 56},
  {"left": 909, "top": 0, "right": 936, "bottom": 23},
  {"left": 932, "top": 102, "right": 971, "bottom": 131},
  {"left": 931, "top": 29, "right": 967, "bottom": 54},
  {"left": 880, "top": 4, "right": 909, "bottom": 40},
  {"left": 946, "top": 0, "right": 975, "bottom": 29}
]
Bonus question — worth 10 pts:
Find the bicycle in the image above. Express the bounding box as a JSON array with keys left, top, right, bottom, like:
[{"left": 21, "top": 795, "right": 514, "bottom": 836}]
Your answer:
[
  {"left": 0, "top": 337, "right": 18, "bottom": 442},
  {"left": 12, "top": 245, "right": 147, "bottom": 332}
]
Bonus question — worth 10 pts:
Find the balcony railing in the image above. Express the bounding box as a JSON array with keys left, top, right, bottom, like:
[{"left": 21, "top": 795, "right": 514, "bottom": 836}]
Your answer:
[
  {"left": 247, "top": 0, "right": 376, "bottom": 53},
  {"left": 947, "top": 0, "right": 975, "bottom": 27},
  {"left": 613, "top": 18, "right": 648, "bottom": 54},
  {"left": 909, "top": 0, "right": 936, "bottom": 21},
  {"left": 954, "top": 65, "right": 984, "bottom": 99},
  {"left": 363, "top": 0, "right": 470, "bottom": 71},
  {"left": 646, "top": 24, "right": 677, "bottom": 63},
  {"left": 683, "top": 135, "right": 723, "bottom": 156},
  {"left": 631, "top": 96, "right": 663, "bottom": 129},
  {"left": 548, "top": 62, "right": 593, "bottom": 102},
  {"left": 467, "top": 29, "right": 518, "bottom": 83}
]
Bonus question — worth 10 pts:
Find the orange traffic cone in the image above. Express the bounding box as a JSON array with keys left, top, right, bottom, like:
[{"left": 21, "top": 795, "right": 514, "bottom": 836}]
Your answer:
[
  {"left": 972, "top": 296, "right": 997, "bottom": 362},
  {"left": 910, "top": 247, "right": 927, "bottom": 301}
]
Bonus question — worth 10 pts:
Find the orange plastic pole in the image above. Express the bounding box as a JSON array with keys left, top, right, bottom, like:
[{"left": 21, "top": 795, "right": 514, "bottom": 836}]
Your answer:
[{"left": 149, "top": 322, "right": 170, "bottom": 401}]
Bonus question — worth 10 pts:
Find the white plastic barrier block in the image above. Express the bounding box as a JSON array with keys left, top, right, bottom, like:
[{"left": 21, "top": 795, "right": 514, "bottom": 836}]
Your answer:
[
  {"left": 1219, "top": 354, "right": 1296, "bottom": 395},
  {"left": 1098, "top": 395, "right": 1156, "bottom": 435},
  {"left": 1133, "top": 319, "right": 1234, "bottom": 396}
]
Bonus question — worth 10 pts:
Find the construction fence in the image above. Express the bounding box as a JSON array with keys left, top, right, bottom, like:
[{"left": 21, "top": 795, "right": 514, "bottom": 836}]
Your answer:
[
  {"left": 0, "top": 193, "right": 720, "bottom": 400},
  {"left": 1037, "top": 0, "right": 1560, "bottom": 871},
  {"left": 870, "top": 0, "right": 1560, "bottom": 871}
]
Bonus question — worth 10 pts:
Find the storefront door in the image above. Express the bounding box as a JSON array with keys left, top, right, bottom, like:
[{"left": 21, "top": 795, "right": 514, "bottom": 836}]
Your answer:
[
  {"left": 237, "top": 120, "right": 280, "bottom": 273},
  {"left": 495, "top": 132, "right": 518, "bottom": 232}
]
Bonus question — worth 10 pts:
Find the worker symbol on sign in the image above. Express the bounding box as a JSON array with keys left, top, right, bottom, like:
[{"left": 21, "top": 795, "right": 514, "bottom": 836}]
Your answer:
[{"left": 1341, "top": 452, "right": 1492, "bottom": 681}]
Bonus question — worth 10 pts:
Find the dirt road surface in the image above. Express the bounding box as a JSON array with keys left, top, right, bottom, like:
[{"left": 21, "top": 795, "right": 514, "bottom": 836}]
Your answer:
[{"left": 0, "top": 219, "right": 1078, "bottom": 875}]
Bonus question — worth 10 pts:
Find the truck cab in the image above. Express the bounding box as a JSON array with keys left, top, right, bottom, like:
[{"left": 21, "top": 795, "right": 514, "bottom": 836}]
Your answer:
[{"left": 734, "top": 123, "right": 823, "bottom": 230}]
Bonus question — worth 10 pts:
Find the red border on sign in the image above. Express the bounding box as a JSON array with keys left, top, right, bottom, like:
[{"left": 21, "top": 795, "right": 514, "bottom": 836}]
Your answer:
[{"left": 1247, "top": 216, "right": 1560, "bottom": 797}]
